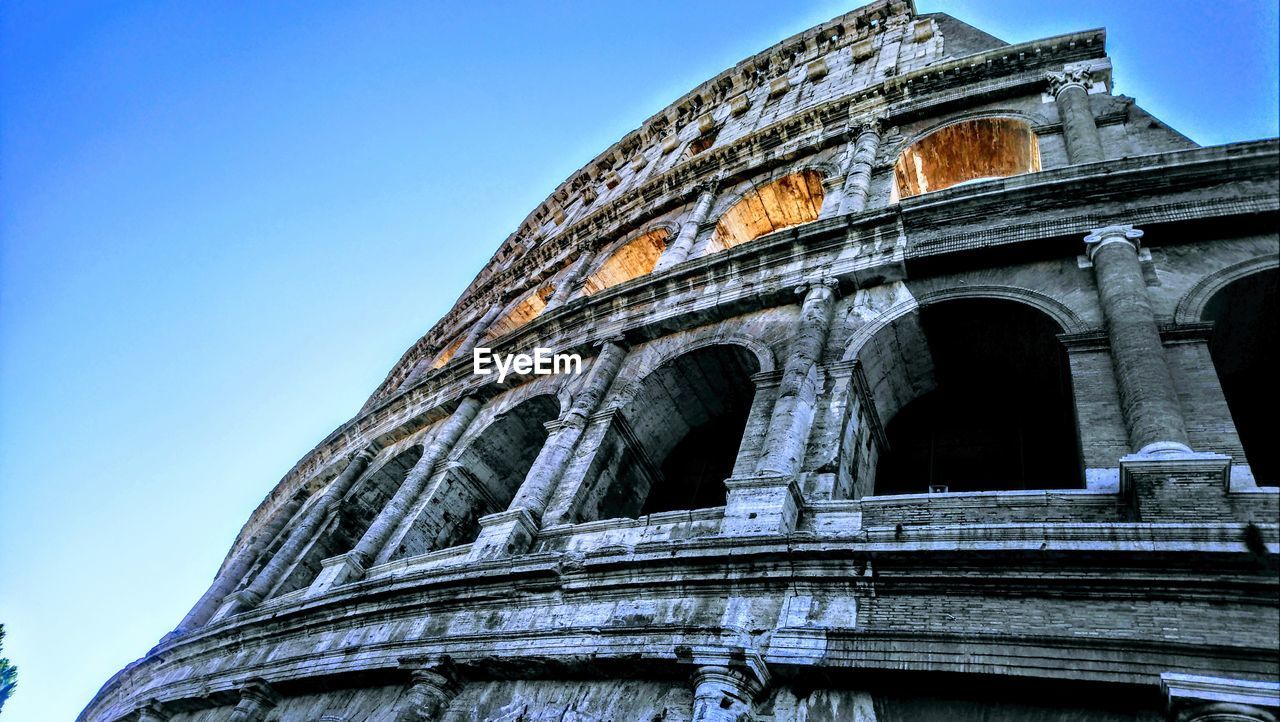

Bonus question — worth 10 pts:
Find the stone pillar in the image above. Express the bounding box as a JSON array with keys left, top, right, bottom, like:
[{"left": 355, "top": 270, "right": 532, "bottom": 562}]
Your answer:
[
  {"left": 691, "top": 665, "right": 765, "bottom": 722},
  {"left": 755, "top": 279, "right": 839, "bottom": 476},
  {"left": 1048, "top": 66, "right": 1104, "bottom": 164},
  {"left": 1162, "top": 672, "right": 1279, "bottom": 722},
  {"left": 1083, "top": 225, "right": 1191, "bottom": 455},
  {"left": 545, "top": 250, "right": 594, "bottom": 309},
  {"left": 836, "top": 121, "right": 882, "bottom": 215},
  {"left": 352, "top": 396, "right": 483, "bottom": 568},
  {"left": 456, "top": 304, "right": 502, "bottom": 357},
  {"left": 654, "top": 182, "right": 717, "bottom": 271},
  {"left": 394, "top": 657, "right": 463, "bottom": 722},
  {"left": 135, "top": 699, "right": 170, "bottom": 722},
  {"left": 214, "top": 447, "right": 378, "bottom": 618},
  {"left": 304, "top": 398, "right": 483, "bottom": 596},
  {"left": 228, "top": 678, "right": 279, "bottom": 722},
  {"left": 469, "top": 339, "right": 628, "bottom": 559},
  {"left": 169, "top": 484, "right": 308, "bottom": 635}
]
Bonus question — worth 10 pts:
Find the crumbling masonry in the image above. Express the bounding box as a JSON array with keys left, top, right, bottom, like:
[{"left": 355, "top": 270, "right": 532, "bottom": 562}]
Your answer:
[{"left": 83, "top": 2, "right": 1279, "bottom": 720}]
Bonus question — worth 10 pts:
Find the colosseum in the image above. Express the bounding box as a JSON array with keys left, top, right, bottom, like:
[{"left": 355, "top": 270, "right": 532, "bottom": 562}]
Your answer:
[{"left": 83, "top": 2, "right": 1279, "bottom": 721}]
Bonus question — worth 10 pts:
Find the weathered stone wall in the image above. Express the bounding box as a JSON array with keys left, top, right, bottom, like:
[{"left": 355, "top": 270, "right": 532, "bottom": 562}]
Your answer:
[{"left": 84, "top": 2, "right": 1280, "bottom": 721}]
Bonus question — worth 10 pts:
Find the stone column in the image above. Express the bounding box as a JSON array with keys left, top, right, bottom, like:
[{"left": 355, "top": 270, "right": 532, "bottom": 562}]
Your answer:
[
  {"left": 393, "top": 657, "right": 463, "bottom": 722},
  {"left": 355, "top": 397, "right": 483, "bottom": 567},
  {"left": 1083, "top": 225, "right": 1191, "bottom": 455},
  {"left": 755, "top": 279, "right": 839, "bottom": 476},
  {"left": 469, "top": 339, "right": 628, "bottom": 559},
  {"left": 228, "top": 678, "right": 279, "bottom": 722},
  {"left": 213, "top": 447, "right": 377, "bottom": 618},
  {"left": 1048, "top": 66, "right": 1104, "bottom": 164},
  {"left": 691, "top": 665, "right": 765, "bottom": 722},
  {"left": 169, "top": 484, "right": 308, "bottom": 635},
  {"left": 545, "top": 250, "right": 594, "bottom": 309},
  {"left": 135, "top": 699, "right": 170, "bottom": 722},
  {"left": 654, "top": 182, "right": 717, "bottom": 271},
  {"left": 836, "top": 121, "right": 882, "bottom": 215},
  {"left": 456, "top": 304, "right": 502, "bottom": 358}
]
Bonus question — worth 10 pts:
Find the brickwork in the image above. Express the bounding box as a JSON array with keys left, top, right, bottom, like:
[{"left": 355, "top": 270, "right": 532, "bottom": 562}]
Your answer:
[{"left": 84, "top": 3, "right": 1279, "bottom": 722}]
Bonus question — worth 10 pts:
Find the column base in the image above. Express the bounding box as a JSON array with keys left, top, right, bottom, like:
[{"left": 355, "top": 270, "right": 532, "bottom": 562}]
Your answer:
[
  {"left": 722, "top": 475, "right": 803, "bottom": 536},
  {"left": 304, "top": 552, "right": 366, "bottom": 598},
  {"left": 467, "top": 508, "right": 539, "bottom": 561},
  {"left": 1119, "top": 451, "right": 1232, "bottom": 522}
]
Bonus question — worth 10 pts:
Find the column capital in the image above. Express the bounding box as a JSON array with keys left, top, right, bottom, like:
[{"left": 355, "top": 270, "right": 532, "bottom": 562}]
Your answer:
[
  {"left": 694, "top": 178, "right": 720, "bottom": 196},
  {"left": 591, "top": 335, "right": 629, "bottom": 352},
  {"left": 238, "top": 677, "right": 280, "bottom": 707},
  {"left": 1162, "top": 672, "right": 1279, "bottom": 722},
  {"left": 1046, "top": 66, "right": 1094, "bottom": 97},
  {"left": 1084, "top": 224, "right": 1144, "bottom": 259},
  {"left": 857, "top": 116, "right": 886, "bottom": 138},
  {"left": 135, "top": 699, "right": 171, "bottom": 722},
  {"left": 795, "top": 277, "right": 840, "bottom": 301}
]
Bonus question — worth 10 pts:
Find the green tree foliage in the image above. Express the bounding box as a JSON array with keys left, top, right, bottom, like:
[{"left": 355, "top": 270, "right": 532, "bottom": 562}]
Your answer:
[{"left": 0, "top": 624, "right": 16, "bottom": 712}]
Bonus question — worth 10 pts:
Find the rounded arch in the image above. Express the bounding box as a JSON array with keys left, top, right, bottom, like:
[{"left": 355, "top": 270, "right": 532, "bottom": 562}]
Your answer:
[
  {"left": 1174, "top": 254, "right": 1280, "bottom": 324},
  {"left": 482, "top": 281, "right": 557, "bottom": 343},
  {"left": 1198, "top": 265, "right": 1277, "bottom": 484},
  {"left": 847, "top": 296, "right": 1082, "bottom": 498},
  {"left": 580, "top": 224, "right": 676, "bottom": 296},
  {"left": 607, "top": 333, "right": 776, "bottom": 410},
  {"left": 891, "top": 114, "right": 1043, "bottom": 200},
  {"left": 587, "top": 343, "right": 764, "bottom": 520},
  {"left": 884, "top": 108, "right": 1051, "bottom": 160},
  {"left": 703, "top": 169, "right": 827, "bottom": 255},
  {"left": 397, "top": 392, "right": 563, "bottom": 557}
]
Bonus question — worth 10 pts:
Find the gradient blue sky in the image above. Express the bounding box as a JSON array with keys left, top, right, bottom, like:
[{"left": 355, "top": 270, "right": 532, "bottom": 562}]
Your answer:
[{"left": 1, "top": 1, "right": 1276, "bottom": 719}]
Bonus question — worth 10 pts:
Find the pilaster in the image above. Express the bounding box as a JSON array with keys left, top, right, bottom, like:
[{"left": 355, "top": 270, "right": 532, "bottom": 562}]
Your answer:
[
  {"left": 228, "top": 678, "right": 279, "bottom": 722},
  {"left": 393, "top": 656, "right": 463, "bottom": 722}
]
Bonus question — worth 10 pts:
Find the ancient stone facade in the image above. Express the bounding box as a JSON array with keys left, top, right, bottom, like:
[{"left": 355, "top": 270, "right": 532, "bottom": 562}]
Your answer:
[{"left": 83, "top": 2, "right": 1279, "bottom": 721}]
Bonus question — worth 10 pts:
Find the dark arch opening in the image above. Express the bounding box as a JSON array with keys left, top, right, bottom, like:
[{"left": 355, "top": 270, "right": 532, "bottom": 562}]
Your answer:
[
  {"left": 391, "top": 394, "right": 561, "bottom": 559},
  {"left": 1203, "top": 268, "right": 1277, "bottom": 485},
  {"left": 269, "top": 446, "right": 423, "bottom": 597},
  {"left": 874, "top": 299, "right": 1082, "bottom": 494},
  {"left": 591, "top": 345, "right": 761, "bottom": 519}
]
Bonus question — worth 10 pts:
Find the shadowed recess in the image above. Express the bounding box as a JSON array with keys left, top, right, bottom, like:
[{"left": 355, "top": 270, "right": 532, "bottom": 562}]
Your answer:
[
  {"left": 874, "top": 299, "right": 1082, "bottom": 494},
  {"left": 1203, "top": 268, "right": 1278, "bottom": 485},
  {"left": 588, "top": 344, "right": 760, "bottom": 519}
]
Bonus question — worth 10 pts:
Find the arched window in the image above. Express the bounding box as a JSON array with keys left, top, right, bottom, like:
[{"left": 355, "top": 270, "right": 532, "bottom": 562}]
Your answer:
[
  {"left": 581, "top": 229, "right": 670, "bottom": 295},
  {"left": 483, "top": 284, "right": 556, "bottom": 343},
  {"left": 277, "top": 447, "right": 423, "bottom": 596},
  {"left": 705, "top": 170, "right": 825, "bottom": 255},
  {"left": 589, "top": 345, "right": 761, "bottom": 519},
  {"left": 1203, "top": 269, "right": 1277, "bottom": 484},
  {"left": 870, "top": 299, "right": 1081, "bottom": 495},
  {"left": 391, "top": 395, "right": 561, "bottom": 559},
  {"left": 893, "top": 118, "right": 1041, "bottom": 200},
  {"left": 431, "top": 335, "right": 464, "bottom": 369}
]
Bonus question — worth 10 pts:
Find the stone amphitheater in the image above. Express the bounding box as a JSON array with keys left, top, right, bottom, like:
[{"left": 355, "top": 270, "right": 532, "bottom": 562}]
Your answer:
[{"left": 82, "top": 2, "right": 1279, "bottom": 721}]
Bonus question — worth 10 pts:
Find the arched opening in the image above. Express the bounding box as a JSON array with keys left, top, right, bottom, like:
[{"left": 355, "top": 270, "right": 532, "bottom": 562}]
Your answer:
[
  {"left": 271, "top": 446, "right": 423, "bottom": 596},
  {"left": 705, "top": 170, "right": 825, "bottom": 254},
  {"left": 483, "top": 284, "right": 556, "bottom": 342},
  {"left": 432, "top": 335, "right": 465, "bottom": 369},
  {"left": 581, "top": 229, "right": 670, "bottom": 295},
  {"left": 390, "top": 394, "right": 562, "bottom": 558},
  {"left": 872, "top": 299, "right": 1082, "bottom": 495},
  {"left": 1203, "top": 269, "right": 1277, "bottom": 485},
  {"left": 893, "top": 118, "right": 1041, "bottom": 200},
  {"left": 588, "top": 345, "right": 761, "bottom": 519}
]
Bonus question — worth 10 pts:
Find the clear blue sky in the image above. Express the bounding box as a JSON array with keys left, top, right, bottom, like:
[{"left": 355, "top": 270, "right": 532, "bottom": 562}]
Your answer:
[{"left": 0, "top": 1, "right": 1275, "bottom": 719}]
